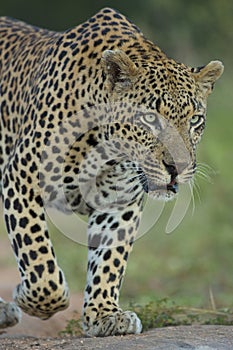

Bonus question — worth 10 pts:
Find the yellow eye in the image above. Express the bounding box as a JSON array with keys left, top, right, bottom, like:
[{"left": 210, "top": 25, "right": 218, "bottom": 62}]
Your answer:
[
  {"left": 190, "top": 115, "right": 204, "bottom": 126},
  {"left": 144, "top": 113, "right": 157, "bottom": 124}
]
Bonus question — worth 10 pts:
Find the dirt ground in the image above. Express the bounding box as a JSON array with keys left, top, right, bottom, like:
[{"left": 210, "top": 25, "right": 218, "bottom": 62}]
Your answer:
[
  {"left": 0, "top": 326, "right": 233, "bottom": 350},
  {"left": 0, "top": 273, "right": 233, "bottom": 349},
  {"left": 1, "top": 235, "right": 233, "bottom": 349}
]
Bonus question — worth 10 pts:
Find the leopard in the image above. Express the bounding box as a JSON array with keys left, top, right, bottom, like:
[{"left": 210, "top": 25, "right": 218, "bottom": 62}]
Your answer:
[{"left": 0, "top": 7, "right": 223, "bottom": 337}]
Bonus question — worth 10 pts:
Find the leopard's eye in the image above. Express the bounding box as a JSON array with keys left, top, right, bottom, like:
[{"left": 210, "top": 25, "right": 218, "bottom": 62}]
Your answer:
[
  {"left": 143, "top": 113, "right": 157, "bottom": 124},
  {"left": 190, "top": 115, "right": 204, "bottom": 127},
  {"left": 139, "top": 112, "right": 164, "bottom": 133}
]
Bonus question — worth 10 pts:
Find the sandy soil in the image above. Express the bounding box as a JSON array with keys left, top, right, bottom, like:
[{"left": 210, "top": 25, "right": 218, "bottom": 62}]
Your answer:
[
  {"left": 1, "top": 232, "right": 233, "bottom": 349},
  {"left": 0, "top": 326, "right": 233, "bottom": 350},
  {"left": 1, "top": 268, "right": 233, "bottom": 349}
]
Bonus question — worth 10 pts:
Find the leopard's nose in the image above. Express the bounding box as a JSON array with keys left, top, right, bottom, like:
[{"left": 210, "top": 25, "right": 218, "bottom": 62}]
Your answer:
[
  {"left": 163, "top": 160, "right": 178, "bottom": 178},
  {"left": 163, "top": 160, "right": 187, "bottom": 176}
]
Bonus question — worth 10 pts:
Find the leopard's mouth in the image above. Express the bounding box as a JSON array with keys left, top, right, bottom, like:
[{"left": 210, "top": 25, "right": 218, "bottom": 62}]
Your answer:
[
  {"left": 166, "top": 177, "right": 179, "bottom": 194},
  {"left": 140, "top": 174, "right": 178, "bottom": 196}
]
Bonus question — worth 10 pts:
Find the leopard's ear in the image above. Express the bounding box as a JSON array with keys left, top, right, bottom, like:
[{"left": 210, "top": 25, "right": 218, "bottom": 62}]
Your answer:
[
  {"left": 192, "top": 60, "right": 224, "bottom": 96},
  {"left": 102, "top": 50, "right": 139, "bottom": 92}
]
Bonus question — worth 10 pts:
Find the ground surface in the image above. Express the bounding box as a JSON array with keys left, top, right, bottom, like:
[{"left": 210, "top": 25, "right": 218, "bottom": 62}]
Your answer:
[
  {"left": 1, "top": 263, "right": 233, "bottom": 349},
  {"left": 0, "top": 326, "right": 233, "bottom": 350},
  {"left": 1, "top": 228, "right": 233, "bottom": 349}
]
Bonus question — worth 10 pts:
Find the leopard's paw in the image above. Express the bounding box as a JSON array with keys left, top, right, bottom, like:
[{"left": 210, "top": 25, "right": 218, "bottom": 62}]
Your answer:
[
  {"left": 84, "top": 310, "right": 142, "bottom": 337},
  {"left": 0, "top": 298, "right": 21, "bottom": 329},
  {"left": 13, "top": 281, "right": 69, "bottom": 319}
]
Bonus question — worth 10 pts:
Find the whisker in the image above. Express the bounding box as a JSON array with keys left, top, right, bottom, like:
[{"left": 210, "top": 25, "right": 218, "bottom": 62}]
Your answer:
[
  {"left": 196, "top": 162, "right": 217, "bottom": 181},
  {"left": 195, "top": 170, "right": 213, "bottom": 184},
  {"left": 189, "top": 181, "right": 196, "bottom": 215},
  {"left": 196, "top": 162, "right": 216, "bottom": 174},
  {"left": 193, "top": 180, "right": 202, "bottom": 205},
  {"left": 125, "top": 174, "right": 143, "bottom": 183},
  {"left": 125, "top": 174, "right": 148, "bottom": 194}
]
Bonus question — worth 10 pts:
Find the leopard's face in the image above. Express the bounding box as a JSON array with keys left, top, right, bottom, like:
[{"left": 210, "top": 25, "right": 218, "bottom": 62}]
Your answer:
[{"left": 101, "top": 50, "right": 224, "bottom": 200}]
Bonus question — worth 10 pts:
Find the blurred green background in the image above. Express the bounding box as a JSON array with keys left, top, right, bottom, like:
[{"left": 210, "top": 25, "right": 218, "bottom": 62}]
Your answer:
[{"left": 0, "top": 0, "right": 232, "bottom": 309}]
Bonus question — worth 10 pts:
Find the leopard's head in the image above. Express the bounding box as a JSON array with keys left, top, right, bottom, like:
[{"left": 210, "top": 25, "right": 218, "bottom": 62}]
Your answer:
[{"left": 101, "top": 49, "right": 224, "bottom": 199}]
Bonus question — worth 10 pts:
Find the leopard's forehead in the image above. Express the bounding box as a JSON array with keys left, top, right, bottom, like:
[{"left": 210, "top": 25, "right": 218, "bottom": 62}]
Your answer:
[
  {"left": 128, "top": 58, "right": 199, "bottom": 121},
  {"left": 140, "top": 59, "right": 197, "bottom": 97}
]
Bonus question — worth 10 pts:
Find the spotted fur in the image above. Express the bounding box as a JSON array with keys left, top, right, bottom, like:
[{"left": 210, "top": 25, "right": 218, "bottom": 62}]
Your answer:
[{"left": 0, "top": 8, "right": 223, "bottom": 336}]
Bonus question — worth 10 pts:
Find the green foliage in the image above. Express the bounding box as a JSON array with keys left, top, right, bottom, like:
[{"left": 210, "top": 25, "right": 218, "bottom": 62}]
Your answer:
[
  {"left": 59, "top": 312, "right": 83, "bottom": 337},
  {"left": 60, "top": 298, "right": 233, "bottom": 335},
  {"left": 130, "top": 298, "right": 233, "bottom": 331},
  {"left": 129, "top": 299, "right": 185, "bottom": 330},
  {"left": 129, "top": 299, "right": 233, "bottom": 331}
]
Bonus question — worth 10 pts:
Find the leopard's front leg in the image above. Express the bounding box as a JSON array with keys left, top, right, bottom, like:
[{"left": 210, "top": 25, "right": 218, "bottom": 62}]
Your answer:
[
  {"left": 2, "top": 163, "right": 69, "bottom": 322},
  {"left": 83, "top": 193, "right": 144, "bottom": 337}
]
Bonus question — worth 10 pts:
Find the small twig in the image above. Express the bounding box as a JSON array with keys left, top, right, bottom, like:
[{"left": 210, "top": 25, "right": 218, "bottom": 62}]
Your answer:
[
  {"left": 177, "top": 306, "right": 230, "bottom": 317},
  {"left": 209, "top": 286, "right": 217, "bottom": 311}
]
